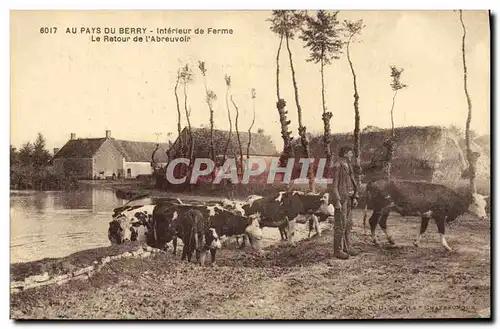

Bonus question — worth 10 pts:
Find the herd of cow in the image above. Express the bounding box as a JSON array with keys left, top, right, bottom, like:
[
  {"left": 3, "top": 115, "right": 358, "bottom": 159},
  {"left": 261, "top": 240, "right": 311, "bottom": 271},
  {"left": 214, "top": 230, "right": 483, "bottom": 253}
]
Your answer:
[{"left": 107, "top": 179, "right": 489, "bottom": 265}]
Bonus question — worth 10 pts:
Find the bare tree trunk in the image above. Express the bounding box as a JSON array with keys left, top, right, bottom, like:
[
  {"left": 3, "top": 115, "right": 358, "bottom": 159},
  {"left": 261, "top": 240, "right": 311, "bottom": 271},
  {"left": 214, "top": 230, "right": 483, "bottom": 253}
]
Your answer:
[
  {"left": 151, "top": 143, "right": 159, "bottom": 169},
  {"left": 174, "top": 70, "right": 183, "bottom": 155},
  {"left": 347, "top": 36, "right": 362, "bottom": 187},
  {"left": 460, "top": 10, "right": 477, "bottom": 194},
  {"left": 247, "top": 95, "right": 256, "bottom": 160},
  {"left": 232, "top": 96, "right": 244, "bottom": 179},
  {"left": 276, "top": 34, "right": 283, "bottom": 101},
  {"left": 285, "top": 34, "right": 315, "bottom": 193},
  {"left": 383, "top": 90, "right": 399, "bottom": 181},
  {"left": 201, "top": 73, "right": 216, "bottom": 182},
  {"left": 223, "top": 83, "right": 233, "bottom": 163},
  {"left": 184, "top": 83, "right": 194, "bottom": 188},
  {"left": 209, "top": 112, "right": 214, "bottom": 164},
  {"left": 320, "top": 57, "right": 333, "bottom": 178},
  {"left": 202, "top": 77, "right": 215, "bottom": 165},
  {"left": 276, "top": 34, "right": 293, "bottom": 169},
  {"left": 390, "top": 90, "right": 398, "bottom": 138}
]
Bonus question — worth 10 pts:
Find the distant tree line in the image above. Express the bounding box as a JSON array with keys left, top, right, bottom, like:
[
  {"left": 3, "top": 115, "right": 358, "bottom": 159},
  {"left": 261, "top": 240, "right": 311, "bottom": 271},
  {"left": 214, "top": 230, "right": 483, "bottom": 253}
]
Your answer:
[{"left": 10, "top": 133, "right": 78, "bottom": 191}]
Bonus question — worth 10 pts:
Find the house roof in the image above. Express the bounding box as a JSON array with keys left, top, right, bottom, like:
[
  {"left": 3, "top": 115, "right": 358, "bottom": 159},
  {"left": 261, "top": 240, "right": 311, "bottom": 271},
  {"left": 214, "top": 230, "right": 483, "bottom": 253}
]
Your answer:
[
  {"left": 54, "top": 138, "right": 107, "bottom": 159},
  {"left": 53, "top": 138, "right": 170, "bottom": 163},
  {"left": 113, "top": 140, "right": 170, "bottom": 163},
  {"left": 171, "top": 127, "right": 280, "bottom": 157}
]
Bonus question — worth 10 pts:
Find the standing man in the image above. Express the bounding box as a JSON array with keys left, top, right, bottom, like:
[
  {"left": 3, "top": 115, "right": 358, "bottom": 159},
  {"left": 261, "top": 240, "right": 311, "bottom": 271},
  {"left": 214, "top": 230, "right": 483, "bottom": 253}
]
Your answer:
[{"left": 329, "top": 146, "right": 360, "bottom": 260}]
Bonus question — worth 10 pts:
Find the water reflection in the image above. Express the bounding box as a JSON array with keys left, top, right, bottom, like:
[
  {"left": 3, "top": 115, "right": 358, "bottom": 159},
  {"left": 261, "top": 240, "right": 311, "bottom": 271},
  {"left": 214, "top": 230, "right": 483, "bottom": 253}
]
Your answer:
[
  {"left": 10, "top": 187, "right": 126, "bottom": 264},
  {"left": 52, "top": 189, "right": 94, "bottom": 210},
  {"left": 33, "top": 193, "right": 47, "bottom": 213}
]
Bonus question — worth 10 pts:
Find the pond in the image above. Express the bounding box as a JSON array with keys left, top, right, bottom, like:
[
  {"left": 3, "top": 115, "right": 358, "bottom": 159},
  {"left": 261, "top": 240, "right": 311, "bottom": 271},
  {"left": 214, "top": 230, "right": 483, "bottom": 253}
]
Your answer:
[{"left": 10, "top": 187, "right": 127, "bottom": 264}]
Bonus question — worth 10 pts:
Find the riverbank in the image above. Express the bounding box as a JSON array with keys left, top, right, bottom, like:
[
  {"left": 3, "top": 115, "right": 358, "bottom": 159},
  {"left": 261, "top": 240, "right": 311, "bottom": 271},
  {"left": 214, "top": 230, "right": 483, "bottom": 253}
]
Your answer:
[
  {"left": 10, "top": 213, "right": 491, "bottom": 319},
  {"left": 78, "top": 179, "right": 299, "bottom": 202}
]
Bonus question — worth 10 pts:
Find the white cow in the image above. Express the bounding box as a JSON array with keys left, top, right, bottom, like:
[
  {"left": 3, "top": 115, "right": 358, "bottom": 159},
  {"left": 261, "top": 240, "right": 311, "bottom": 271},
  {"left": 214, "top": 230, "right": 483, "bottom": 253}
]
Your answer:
[{"left": 108, "top": 204, "right": 156, "bottom": 245}]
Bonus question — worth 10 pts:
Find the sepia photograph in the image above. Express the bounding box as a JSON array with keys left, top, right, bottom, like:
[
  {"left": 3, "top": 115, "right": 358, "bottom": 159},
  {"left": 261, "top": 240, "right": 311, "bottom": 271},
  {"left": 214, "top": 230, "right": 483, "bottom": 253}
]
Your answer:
[{"left": 9, "top": 8, "right": 491, "bottom": 320}]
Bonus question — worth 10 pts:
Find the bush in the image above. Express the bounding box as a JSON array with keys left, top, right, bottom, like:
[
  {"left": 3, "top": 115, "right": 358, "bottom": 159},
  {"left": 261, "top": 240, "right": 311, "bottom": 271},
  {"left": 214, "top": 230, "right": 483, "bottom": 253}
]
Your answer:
[{"left": 10, "top": 168, "right": 79, "bottom": 191}]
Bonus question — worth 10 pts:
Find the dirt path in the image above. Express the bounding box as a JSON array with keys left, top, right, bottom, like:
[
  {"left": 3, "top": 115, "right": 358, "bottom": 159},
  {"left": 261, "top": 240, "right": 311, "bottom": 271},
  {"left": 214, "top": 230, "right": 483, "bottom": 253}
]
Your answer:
[{"left": 11, "top": 212, "right": 490, "bottom": 319}]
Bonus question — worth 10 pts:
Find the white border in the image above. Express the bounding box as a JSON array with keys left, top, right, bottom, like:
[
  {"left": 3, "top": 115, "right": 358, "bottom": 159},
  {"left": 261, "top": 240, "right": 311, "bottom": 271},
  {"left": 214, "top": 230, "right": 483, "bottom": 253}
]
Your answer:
[{"left": 3, "top": 0, "right": 498, "bottom": 327}]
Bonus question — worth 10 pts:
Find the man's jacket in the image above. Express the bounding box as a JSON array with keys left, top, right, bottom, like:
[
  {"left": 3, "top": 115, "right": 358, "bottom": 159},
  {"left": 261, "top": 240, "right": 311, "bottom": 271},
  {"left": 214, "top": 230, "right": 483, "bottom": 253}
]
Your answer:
[{"left": 329, "top": 159, "right": 359, "bottom": 206}]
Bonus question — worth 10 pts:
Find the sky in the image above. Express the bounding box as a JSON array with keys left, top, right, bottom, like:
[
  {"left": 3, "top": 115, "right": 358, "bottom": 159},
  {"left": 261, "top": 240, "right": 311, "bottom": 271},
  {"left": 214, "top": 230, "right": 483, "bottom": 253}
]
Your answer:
[{"left": 10, "top": 10, "right": 490, "bottom": 151}]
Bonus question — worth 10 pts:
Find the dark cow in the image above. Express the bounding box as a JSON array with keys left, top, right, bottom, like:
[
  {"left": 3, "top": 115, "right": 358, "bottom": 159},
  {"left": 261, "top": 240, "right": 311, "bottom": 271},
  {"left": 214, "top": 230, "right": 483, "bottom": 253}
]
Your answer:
[
  {"left": 208, "top": 206, "right": 262, "bottom": 249},
  {"left": 176, "top": 208, "right": 222, "bottom": 265},
  {"left": 152, "top": 203, "right": 221, "bottom": 254},
  {"left": 278, "top": 191, "right": 334, "bottom": 238},
  {"left": 242, "top": 194, "right": 294, "bottom": 241},
  {"left": 151, "top": 202, "right": 190, "bottom": 253},
  {"left": 363, "top": 179, "right": 488, "bottom": 251},
  {"left": 171, "top": 203, "right": 262, "bottom": 250}
]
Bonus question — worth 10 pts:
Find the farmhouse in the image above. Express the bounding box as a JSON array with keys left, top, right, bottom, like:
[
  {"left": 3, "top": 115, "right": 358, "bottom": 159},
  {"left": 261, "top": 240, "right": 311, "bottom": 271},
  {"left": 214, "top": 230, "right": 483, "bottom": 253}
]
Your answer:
[
  {"left": 53, "top": 130, "right": 170, "bottom": 179},
  {"left": 294, "top": 125, "right": 490, "bottom": 184},
  {"left": 166, "top": 127, "right": 280, "bottom": 183}
]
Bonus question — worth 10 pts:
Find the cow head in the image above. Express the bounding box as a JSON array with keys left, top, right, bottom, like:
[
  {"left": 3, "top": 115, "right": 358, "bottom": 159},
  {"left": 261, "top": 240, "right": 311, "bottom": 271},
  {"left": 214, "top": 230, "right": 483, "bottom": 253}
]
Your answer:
[
  {"left": 108, "top": 216, "right": 134, "bottom": 245},
  {"left": 319, "top": 203, "right": 335, "bottom": 216},
  {"left": 248, "top": 212, "right": 261, "bottom": 222},
  {"left": 275, "top": 191, "right": 286, "bottom": 204},
  {"left": 468, "top": 193, "right": 488, "bottom": 220},
  {"left": 320, "top": 193, "right": 330, "bottom": 206},
  {"left": 155, "top": 209, "right": 179, "bottom": 250},
  {"left": 206, "top": 228, "right": 222, "bottom": 250},
  {"left": 245, "top": 216, "right": 263, "bottom": 250}
]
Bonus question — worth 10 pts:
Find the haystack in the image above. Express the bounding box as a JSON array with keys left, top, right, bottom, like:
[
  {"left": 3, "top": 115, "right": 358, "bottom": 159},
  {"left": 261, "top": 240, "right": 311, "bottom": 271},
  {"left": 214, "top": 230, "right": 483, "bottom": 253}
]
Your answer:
[{"left": 293, "top": 125, "right": 490, "bottom": 185}]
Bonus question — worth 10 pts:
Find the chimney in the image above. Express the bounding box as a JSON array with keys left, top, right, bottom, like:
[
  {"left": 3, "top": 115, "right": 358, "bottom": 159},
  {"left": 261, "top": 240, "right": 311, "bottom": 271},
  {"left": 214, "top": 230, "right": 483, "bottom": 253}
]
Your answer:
[
  {"left": 53, "top": 148, "right": 60, "bottom": 155},
  {"left": 106, "top": 130, "right": 111, "bottom": 138},
  {"left": 70, "top": 133, "right": 76, "bottom": 140}
]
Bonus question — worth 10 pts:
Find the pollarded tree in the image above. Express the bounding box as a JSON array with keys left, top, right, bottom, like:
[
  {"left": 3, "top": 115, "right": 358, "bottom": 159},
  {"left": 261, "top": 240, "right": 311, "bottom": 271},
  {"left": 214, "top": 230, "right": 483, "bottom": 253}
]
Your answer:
[
  {"left": 282, "top": 11, "right": 316, "bottom": 192},
  {"left": 198, "top": 61, "right": 217, "bottom": 166},
  {"left": 222, "top": 75, "right": 233, "bottom": 163},
  {"left": 231, "top": 94, "right": 244, "bottom": 179},
  {"left": 267, "top": 10, "right": 295, "bottom": 170},
  {"left": 389, "top": 66, "right": 407, "bottom": 137},
  {"left": 174, "top": 68, "right": 183, "bottom": 157},
  {"left": 385, "top": 66, "right": 408, "bottom": 180},
  {"left": 247, "top": 88, "right": 257, "bottom": 160},
  {"left": 180, "top": 64, "right": 195, "bottom": 186},
  {"left": 344, "top": 19, "right": 366, "bottom": 187},
  {"left": 301, "top": 10, "right": 343, "bottom": 178},
  {"left": 458, "top": 10, "right": 478, "bottom": 194}
]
